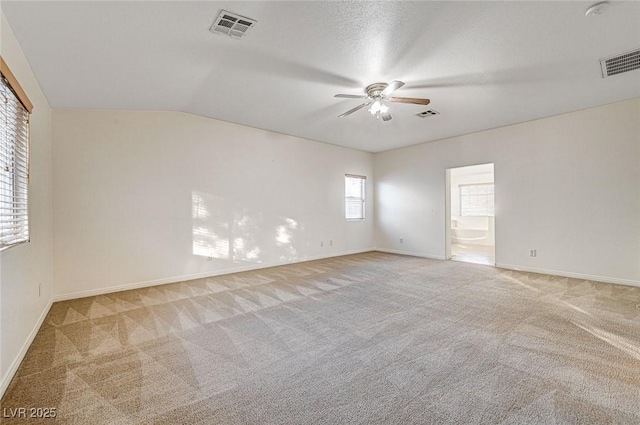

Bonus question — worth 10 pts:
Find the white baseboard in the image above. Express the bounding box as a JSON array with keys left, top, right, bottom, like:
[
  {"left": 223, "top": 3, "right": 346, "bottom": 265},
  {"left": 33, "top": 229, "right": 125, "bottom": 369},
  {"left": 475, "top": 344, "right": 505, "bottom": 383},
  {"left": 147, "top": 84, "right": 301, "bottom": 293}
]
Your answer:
[
  {"left": 54, "top": 248, "right": 375, "bottom": 302},
  {"left": 495, "top": 263, "right": 640, "bottom": 288},
  {"left": 373, "top": 247, "right": 447, "bottom": 261},
  {"left": 0, "top": 298, "right": 53, "bottom": 399}
]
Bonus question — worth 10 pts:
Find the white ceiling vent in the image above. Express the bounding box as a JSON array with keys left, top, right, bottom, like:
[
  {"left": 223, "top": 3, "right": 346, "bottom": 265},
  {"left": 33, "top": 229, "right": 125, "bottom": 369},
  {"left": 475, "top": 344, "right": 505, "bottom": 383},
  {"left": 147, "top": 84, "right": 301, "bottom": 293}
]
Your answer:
[
  {"left": 417, "top": 109, "right": 440, "bottom": 118},
  {"left": 209, "top": 10, "right": 256, "bottom": 39},
  {"left": 600, "top": 48, "right": 640, "bottom": 78}
]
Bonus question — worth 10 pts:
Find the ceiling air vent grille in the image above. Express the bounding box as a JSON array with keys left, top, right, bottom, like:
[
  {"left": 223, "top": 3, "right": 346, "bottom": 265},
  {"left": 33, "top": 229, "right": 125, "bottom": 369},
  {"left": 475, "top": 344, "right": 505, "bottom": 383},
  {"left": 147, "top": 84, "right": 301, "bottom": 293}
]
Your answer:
[
  {"left": 209, "top": 10, "right": 257, "bottom": 39},
  {"left": 600, "top": 48, "right": 640, "bottom": 78},
  {"left": 417, "top": 109, "right": 440, "bottom": 118}
]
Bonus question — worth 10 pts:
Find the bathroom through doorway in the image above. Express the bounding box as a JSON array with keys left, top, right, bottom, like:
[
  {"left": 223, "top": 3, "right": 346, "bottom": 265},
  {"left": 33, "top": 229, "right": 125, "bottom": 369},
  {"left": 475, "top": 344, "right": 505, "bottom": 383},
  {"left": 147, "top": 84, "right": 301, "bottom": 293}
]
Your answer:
[{"left": 445, "top": 163, "right": 495, "bottom": 266}]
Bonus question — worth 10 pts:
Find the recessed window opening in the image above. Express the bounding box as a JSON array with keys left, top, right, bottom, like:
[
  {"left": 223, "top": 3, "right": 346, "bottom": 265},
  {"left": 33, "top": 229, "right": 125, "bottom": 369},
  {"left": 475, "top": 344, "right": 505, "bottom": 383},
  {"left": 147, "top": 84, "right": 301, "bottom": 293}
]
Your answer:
[
  {"left": 0, "top": 58, "right": 32, "bottom": 251},
  {"left": 460, "top": 183, "right": 494, "bottom": 217},
  {"left": 345, "top": 174, "right": 366, "bottom": 220}
]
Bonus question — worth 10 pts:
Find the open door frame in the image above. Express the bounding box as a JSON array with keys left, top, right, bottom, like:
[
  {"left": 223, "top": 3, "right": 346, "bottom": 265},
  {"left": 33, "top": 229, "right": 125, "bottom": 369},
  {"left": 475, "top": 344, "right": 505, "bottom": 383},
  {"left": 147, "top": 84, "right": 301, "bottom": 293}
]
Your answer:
[
  {"left": 445, "top": 163, "right": 496, "bottom": 265},
  {"left": 445, "top": 169, "right": 452, "bottom": 260}
]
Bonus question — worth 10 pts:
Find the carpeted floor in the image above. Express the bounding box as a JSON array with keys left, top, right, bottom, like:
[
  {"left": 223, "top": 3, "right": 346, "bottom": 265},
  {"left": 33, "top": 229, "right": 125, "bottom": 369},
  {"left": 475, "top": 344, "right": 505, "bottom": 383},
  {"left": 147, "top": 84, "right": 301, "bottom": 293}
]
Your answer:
[{"left": 2, "top": 252, "right": 640, "bottom": 424}]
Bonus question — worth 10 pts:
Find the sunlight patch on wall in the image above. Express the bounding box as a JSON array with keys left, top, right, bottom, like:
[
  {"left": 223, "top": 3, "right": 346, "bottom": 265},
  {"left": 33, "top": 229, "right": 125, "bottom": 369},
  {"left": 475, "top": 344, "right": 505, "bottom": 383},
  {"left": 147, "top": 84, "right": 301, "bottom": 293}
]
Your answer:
[
  {"left": 276, "top": 218, "right": 297, "bottom": 246},
  {"left": 230, "top": 238, "right": 260, "bottom": 261},
  {"left": 192, "top": 225, "right": 229, "bottom": 259},
  {"left": 192, "top": 191, "right": 300, "bottom": 263},
  {"left": 276, "top": 218, "right": 299, "bottom": 260},
  {"left": 192, "top": 192, "right": 231, "bottom": 260}
]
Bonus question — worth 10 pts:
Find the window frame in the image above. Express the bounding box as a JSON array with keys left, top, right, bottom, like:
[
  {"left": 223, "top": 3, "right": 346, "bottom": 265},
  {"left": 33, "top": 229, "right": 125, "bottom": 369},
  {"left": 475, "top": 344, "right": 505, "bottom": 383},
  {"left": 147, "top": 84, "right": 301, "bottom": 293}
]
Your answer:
[
  {"left": 459, "top": 182, "right": 494, "bottom": 217},
  {"left": 0, "top": 56, "right": 32, "bottom": 252},
  {"left": 345, "top": 174, "right": 366, "bottom": 221}
]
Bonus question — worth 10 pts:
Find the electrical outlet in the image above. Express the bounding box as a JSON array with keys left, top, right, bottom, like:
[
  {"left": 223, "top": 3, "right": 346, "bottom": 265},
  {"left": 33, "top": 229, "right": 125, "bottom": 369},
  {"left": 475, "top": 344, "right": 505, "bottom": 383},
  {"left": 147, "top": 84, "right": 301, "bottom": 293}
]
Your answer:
[
  {"left": 400, "top": 238, "right": 404, "bottom": 244},
  {"left": 320, "top": 241, "right": 324, "bottom": 247},
  {"left": 329, "top": 240, "right": 333, "bottom": 246},
  {"left": 529, "top": 249, "right": 537, "bottom": 257}
]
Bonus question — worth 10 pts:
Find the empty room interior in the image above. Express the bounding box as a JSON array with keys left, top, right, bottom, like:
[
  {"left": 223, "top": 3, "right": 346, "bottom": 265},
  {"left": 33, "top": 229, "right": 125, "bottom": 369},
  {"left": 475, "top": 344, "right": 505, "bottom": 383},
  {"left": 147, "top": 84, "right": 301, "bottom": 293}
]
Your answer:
[{"left": 1, "top": 1, "right": 639, "bottom": 423}]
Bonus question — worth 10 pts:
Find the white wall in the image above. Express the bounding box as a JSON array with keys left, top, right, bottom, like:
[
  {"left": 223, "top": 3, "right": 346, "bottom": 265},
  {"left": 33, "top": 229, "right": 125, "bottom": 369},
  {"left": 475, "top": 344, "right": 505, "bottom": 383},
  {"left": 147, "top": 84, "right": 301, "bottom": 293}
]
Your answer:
[
  {"left": 0, "top": 11, "right": 54, "bottom": 396},
  {"left": 52, "top": 110, "right": 374, "bottom": 298},
  {"left": 375, "top": 98, "right": 640, "bottom": 286}
]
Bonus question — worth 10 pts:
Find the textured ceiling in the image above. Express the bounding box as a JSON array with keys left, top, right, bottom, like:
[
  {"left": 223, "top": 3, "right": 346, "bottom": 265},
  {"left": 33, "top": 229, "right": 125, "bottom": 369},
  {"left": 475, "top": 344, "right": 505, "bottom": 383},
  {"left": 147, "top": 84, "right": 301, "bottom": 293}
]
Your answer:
[{"left": 2, "top": 1, "right": 640, "bottom": 152}]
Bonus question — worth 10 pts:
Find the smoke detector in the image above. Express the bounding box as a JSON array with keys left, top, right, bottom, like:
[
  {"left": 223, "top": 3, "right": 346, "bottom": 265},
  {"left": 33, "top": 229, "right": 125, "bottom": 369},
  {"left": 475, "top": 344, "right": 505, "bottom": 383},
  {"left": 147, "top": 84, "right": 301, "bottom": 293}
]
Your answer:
[
  {"left": 585, "top": 2, "right": 610, "bottom": 17},
  {"left": 209, "top": 10, "right": 257, "bottom": 39}
]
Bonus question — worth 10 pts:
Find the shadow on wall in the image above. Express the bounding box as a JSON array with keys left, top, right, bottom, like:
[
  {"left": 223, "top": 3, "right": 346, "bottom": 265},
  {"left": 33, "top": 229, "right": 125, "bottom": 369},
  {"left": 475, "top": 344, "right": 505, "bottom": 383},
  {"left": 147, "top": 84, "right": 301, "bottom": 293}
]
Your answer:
[{"left": 191, "top": 191, "right": 301, "bottom": 264}]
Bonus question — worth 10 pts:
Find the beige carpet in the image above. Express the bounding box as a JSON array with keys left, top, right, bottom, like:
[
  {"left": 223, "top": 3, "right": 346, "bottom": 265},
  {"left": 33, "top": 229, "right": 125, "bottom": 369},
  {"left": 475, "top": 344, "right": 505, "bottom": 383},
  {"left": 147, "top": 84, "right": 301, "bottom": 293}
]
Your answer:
[{"left": 2, "top": 252, "right": 640, "bottom": 424}]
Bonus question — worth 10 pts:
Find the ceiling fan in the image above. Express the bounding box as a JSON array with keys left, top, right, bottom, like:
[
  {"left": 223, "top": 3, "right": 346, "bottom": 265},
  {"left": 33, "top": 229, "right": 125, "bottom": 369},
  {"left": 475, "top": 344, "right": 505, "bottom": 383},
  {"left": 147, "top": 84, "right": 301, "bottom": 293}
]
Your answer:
[{"left": 334, "top": 80, "right": 430, "bottom": 122}]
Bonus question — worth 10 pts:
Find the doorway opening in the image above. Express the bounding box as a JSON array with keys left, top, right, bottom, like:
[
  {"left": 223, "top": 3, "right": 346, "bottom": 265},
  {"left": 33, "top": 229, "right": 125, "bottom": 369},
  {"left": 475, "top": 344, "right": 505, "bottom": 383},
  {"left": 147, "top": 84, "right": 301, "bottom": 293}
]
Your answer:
[{"left": 445, "top": 163, "right": 495, "bottom": 266}]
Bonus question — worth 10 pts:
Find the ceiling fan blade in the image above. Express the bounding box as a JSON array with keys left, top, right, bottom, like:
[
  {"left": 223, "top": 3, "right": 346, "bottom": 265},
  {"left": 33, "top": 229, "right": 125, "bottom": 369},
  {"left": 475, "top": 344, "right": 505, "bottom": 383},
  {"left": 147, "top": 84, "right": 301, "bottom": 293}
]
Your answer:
[
  {"left": 381, "top": 80, "right": 405, "bottom": 96},
  {"left": 334, "top": 94, "right": 368, "bottom": 99},
  {"left": 388, "top": 97, "right": 431, "bottom": 106},
  {"left": 338, "top": 101, "right": 372, "bottom": 118},
  {"left": 380, "top": 112, "right": 392, "bottom": 122}
]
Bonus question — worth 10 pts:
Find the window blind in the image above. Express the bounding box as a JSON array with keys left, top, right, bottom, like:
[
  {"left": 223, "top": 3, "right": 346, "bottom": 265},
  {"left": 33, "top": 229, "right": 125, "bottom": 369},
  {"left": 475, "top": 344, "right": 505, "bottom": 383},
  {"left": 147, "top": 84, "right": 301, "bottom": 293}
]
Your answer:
[
  {"left": 345, "top": 174, "right": 365, "bottom": 220},
  {"left": 0, "top": 74, "right": 29, "bottom": 249}
]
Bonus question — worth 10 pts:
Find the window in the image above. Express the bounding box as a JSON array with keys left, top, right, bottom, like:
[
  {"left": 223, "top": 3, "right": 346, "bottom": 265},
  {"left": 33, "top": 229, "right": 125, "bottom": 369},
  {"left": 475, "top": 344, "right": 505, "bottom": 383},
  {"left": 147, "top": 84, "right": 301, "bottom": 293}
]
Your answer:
[
  {"left": 1, "top": 57, "right": 32, "bottom": 250},
  {"left": 460, "top": 183, "right": 494, "bottom": 217},
  {"left": 345, "top": 174, "right": 365, "bottom": 220}
]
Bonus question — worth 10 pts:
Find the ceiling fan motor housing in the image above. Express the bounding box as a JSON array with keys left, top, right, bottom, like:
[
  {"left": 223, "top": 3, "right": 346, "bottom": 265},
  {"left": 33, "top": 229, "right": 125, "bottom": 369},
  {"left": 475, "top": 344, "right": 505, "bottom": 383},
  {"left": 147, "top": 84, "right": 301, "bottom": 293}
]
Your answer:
[{"left": 366, "top": 83, "right": 389, "bottom": 98}]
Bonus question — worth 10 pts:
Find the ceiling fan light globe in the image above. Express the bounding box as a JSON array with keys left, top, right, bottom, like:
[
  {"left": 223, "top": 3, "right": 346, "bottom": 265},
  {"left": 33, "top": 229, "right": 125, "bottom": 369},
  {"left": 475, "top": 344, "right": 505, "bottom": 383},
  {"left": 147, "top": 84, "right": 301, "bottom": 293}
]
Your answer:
[{"left": 369, "top": 100, "right": 382, "bottom": 114}]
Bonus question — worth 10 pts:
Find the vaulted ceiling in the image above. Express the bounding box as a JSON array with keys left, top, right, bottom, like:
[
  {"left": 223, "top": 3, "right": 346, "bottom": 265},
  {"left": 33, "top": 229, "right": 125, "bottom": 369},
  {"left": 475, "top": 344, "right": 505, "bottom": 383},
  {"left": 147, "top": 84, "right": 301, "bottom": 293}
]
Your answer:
[{"left": 3, "top": 1, "right": 640, "bottom": 152}]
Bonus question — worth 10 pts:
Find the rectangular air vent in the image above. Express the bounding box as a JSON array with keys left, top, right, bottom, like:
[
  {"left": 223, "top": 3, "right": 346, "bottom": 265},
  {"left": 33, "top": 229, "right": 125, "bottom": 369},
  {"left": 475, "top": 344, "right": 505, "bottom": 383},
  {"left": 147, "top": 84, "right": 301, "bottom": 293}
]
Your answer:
[
  {"left": 209, "top": 10, "right": 256, "bottom": 39},
  {"left": 417, "top": 109, "right": 440, "bottom": 118},
  {"left": 600, "top": 48, "right": 640, "bottom": 78}
]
